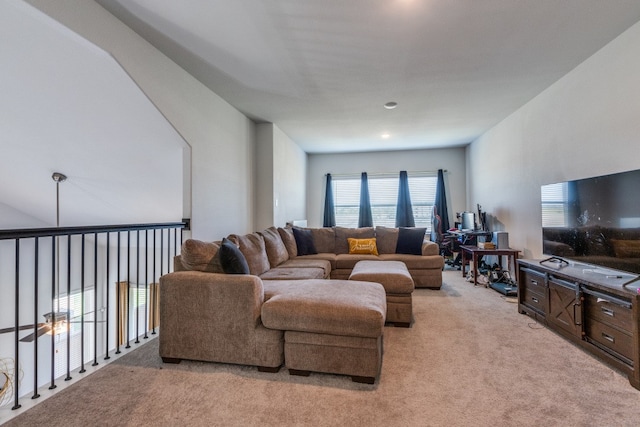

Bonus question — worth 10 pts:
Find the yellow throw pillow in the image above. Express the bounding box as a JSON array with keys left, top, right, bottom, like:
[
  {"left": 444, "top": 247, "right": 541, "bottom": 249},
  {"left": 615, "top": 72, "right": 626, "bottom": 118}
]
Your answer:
[{"left": 348, "top": 238, "right": 379, "bottom": 255}]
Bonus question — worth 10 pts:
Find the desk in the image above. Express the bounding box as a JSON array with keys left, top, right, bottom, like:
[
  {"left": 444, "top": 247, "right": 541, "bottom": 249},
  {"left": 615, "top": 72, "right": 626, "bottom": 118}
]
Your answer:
[
  {"left": 460, "top": 245, "right": 520, "bottom": 287},
  {"left": 445, "top": 230, "right": 493, "bottom": 267}
]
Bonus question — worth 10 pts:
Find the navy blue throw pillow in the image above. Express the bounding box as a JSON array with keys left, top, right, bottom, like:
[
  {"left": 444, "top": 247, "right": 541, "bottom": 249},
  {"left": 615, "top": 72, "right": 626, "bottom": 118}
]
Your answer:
[
  {"left": 219, "top": 238, "right": 250, "bottom": 274},
  {"left": 395, "top": 227, "right": 426, "bottom": 255},
  {"left": 292, "top": 228, "right": 318, "bottom": 256}
]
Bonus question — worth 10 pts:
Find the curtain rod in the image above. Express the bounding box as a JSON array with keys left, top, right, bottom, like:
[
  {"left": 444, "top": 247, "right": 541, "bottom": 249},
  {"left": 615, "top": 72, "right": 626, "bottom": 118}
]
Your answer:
[{"left": 325, "top": 170, "right": 447, "bottom": 178}]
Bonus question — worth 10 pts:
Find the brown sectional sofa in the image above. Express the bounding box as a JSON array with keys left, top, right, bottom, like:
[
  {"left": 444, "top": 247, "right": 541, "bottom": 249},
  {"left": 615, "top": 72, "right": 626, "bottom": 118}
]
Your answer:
[{"left": 159, "top": 225, "right": 444, "bottom": 383}]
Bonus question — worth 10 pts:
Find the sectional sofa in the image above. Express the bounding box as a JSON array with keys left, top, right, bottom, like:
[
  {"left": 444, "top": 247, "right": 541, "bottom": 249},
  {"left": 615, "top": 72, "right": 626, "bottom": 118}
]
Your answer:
[{"left": 159, "top": 225, "right": 444, "bottom": 382}]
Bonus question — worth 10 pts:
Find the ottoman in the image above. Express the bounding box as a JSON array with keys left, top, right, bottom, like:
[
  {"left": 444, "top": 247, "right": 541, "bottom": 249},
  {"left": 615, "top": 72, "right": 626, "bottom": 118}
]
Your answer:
[
  {"left": 349, "top": 260, "right": 415, "bottom": 327},
  {"left": 261, "top": 279, "right": 386, "bottom": 384}
]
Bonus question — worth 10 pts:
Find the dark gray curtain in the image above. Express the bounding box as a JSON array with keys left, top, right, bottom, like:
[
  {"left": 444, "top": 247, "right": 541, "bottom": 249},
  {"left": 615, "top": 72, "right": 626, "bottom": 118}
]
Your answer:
[
  {"left": 358, "top": 172, "right": 373, "bottom": 227},
  {"left": 434, "top": 169, "right": 450, "bottom": 231},
  {"left": 323, "top": 173, "right": 336, "bottom": 227},
  {"left": 395, "top": 171, "right": 415, "bottom": 227}
]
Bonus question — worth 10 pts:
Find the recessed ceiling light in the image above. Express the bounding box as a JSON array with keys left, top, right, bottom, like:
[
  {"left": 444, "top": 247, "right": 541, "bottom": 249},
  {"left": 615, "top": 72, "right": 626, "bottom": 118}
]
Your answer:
[
  {"left": 384, "top": 101, "right": 398, "bottom": 110},
  {"left": 381, "top": 133, "right": 390, "bottom": 139}
]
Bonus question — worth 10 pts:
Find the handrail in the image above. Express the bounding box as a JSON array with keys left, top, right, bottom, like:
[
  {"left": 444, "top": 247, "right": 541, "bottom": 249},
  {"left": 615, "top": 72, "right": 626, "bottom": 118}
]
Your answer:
[
  {"left": 0, "top": 221, "right": 186, "bottom": 411},
  {"left": 0, "top": 222, "right": 186, "bottom": 240}
]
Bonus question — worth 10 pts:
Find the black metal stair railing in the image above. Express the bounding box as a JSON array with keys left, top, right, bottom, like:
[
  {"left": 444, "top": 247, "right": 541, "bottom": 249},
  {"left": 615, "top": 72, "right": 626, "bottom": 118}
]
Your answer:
[{"left": 0, "top": 222, "right": 185, "bottom": 410}]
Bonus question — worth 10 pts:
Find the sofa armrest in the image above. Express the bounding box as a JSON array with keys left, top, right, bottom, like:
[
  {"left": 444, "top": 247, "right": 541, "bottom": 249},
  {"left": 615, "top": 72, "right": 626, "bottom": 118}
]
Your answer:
[
  {"left": 159, "top": 271, "right": 267, "bottom": 363},
  {"left": 421, "top": 239, "right": 439, "bottom": 256},
  {"left": 160, "top": 271, "right": 264, "bottom": 327}
]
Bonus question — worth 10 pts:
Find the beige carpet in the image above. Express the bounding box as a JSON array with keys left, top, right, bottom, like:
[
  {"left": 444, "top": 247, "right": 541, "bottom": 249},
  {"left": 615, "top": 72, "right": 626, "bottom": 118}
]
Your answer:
[{"left": 4, "top": 270, "right": 640, "bottom": 426}]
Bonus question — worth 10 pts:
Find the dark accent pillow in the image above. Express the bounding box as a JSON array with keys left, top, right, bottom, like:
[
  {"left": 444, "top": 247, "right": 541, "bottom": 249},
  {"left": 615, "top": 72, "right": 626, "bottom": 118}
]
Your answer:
[
  {"left": 293, "top": 228, "right": 318, "bottom": 256},
  {"left": 396, "top": 227, "right": 426, "bottom": 255},
  {"left": 219, "top": 238, "right": 250, "bottom": 274}
]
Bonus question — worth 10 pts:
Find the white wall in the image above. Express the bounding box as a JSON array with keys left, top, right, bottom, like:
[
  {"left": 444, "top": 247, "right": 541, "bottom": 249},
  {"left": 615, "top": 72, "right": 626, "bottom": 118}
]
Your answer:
[
  {"left": 307, "top": 148, "right": 466, "bottom": 228},
  {"left": 273, "top": 125, "right": 307, "bottom": 227},
  {"left": 468, "top": 20, "right": 640, "bottom": 259},
  {"left": 1, "top": 0, "right": 183, "bottom": 228},
  {"left": 255, "top": 123, "right": 307, "bottom": 230},
  {"left": 27, "top": 0, "right": 257, "bottom": 241}
]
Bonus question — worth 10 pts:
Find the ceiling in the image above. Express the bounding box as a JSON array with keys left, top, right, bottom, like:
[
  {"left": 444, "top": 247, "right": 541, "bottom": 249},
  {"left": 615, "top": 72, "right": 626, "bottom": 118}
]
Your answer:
[{"left": 95, "top": 0, "right": 640, "bottom": 154}]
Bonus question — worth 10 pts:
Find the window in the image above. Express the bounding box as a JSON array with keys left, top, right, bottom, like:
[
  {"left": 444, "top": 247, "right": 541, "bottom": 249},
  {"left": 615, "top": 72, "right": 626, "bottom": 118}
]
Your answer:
[
  {"left": 332, "top": 173, "right": 438, "bottom": 229},
  {"left": 541, "top": 182, "right": 568, "bottom": 227}
]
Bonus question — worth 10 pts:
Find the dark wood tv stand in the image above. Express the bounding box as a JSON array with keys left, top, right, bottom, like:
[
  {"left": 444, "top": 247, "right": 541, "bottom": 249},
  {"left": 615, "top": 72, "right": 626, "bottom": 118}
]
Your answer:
[{"left": 517, "top": 259, "right": 640, "bottom": 390}]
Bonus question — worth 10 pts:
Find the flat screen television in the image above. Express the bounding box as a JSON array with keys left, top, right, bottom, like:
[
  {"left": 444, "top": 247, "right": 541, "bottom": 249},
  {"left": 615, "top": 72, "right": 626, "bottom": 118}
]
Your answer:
[{"left": 541, "top": 168, "right": 640, "bottom": 275}]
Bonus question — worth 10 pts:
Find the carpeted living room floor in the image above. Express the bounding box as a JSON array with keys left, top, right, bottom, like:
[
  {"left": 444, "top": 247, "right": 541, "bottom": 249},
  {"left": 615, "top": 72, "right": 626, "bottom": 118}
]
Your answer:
[{"left": 3, "top": 269, "right": 640, "bottom": 426}]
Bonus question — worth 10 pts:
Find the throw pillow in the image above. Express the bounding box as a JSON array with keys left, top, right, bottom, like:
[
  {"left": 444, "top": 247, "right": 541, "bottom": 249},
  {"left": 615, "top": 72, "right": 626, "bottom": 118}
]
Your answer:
[
  {"left": 293, "top": 227, "right": 318, "bottom": 256},
  {"left": 395, "top": 227, "right": 426, "bottom": 255},
  {"left": 227, "top": 233, "right": 271, "bottom": 276},
  {"left": 375, "top": 226, "right": 399, "bottom": 254},
  {"left": 259, "top": 226, "right": 289, "bottom": 267},
  {"left": 277, "top": 226, "right": 298, "bottom": 258},
  {"left": 180, "top": 239, "right": 223, "bottom": 273},
  {"left": 219, "top": 238, "right": 250, "bottom": 274},
  {"left": 335, "top": 227, "right": 375, "bottom": 254},
  {"left": 348, "top": 237, "right": 379, "bottom": 255}
]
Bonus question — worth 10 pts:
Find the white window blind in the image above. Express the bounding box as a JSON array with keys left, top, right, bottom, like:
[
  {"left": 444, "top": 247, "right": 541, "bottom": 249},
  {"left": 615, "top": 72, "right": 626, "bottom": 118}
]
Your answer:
[
  {"left": 541, "top": 182, "right": 568, "bottom": 227},
  {"left": 332, "top": 173, "right": 438, "bottom": 229}
]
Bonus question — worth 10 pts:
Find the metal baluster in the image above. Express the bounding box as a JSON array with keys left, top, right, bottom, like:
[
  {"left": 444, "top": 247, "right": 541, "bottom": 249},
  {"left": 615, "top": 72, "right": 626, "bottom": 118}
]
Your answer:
[
  {"left": 105, "top": 232, "right": 111, "bottom": 360},
  {"left": 32, "top": 237, "right": 40, "bottom": 399},
  {"left": 126, "top": 231, "right": 131, "bottom": 349},
  {"left": 144, "top": 229, "right": 149, "bottom": 340},
  {"left": 79, "top": 234, "right": 86, "bottom": 374},
  {"left": 116, "top": 232, "right": 121, "bottom": 355},
  {"left": 93, "top": 232, "right": 98, "bottom": 366},
  {"left": 49, "top": 236, "right": 57, "bottom": 390},
  {"left": 135, "top": 230, "right": 140, "bottom": 344},
  {"left": 152, "top": 229, "right": 157, "bottom": 335},
  {"left": 65, "top": 235, "right": 71, "bottom": 381},
  {"left": 13, "top": 239, "right": 21, "bottom": 410}
]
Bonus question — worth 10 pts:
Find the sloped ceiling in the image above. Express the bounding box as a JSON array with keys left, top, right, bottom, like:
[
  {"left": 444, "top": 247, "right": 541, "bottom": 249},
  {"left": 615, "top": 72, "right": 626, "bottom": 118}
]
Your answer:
[
  {"left": 96, "top": 0, "right": 640, "bottom": 153},
  {"left": 0, "top": 0, "right": 185, "bottom": 228}
]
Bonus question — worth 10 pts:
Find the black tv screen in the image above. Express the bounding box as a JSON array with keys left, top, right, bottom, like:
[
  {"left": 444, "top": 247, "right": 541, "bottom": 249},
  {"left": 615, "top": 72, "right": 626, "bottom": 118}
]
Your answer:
[{"left": 541, "top": 169, "right": 640, "bottom": 275}]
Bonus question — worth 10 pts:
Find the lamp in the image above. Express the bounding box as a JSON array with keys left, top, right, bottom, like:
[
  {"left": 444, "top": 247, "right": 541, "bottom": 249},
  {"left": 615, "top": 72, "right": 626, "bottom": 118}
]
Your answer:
[{"left": 51, "top": 172, "right": 67, "bottom": 334}]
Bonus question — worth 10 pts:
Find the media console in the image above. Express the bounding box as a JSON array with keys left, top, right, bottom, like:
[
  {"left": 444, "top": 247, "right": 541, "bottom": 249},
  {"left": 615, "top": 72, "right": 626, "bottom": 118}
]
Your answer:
[{"left": 517, "top": 258, "right": 640, "bottom": 390}]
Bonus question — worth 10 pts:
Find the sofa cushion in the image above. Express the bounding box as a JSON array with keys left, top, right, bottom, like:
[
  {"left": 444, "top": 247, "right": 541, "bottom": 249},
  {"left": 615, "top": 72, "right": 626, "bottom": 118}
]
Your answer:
[
  {"left": 219, "top": 238, "right": 250, "bottom": 274},
  {"left": 278, "top": 258, "right": 332, "bottom": 277},
  {"left": 259, "top": 226, "right": 289, "bottom": 267},
  {"left": 228, "top": 233, "right": 271, "bottom": 276},
  {"left": 180, "top": 239, "right": 223, "bottom": 273},
  {"left": 259, "top": 267, "right": 326, "bottom": 280},
  {"left": 309, "top": 227, "right": 336, "bottom": 253},
  {"left": 261, "top": 279, "right": 386, "bottom": 338},
  {"left": 396, "top": 227, "right": 426, "bottom": 255},
  {"left": 277, "top": 227, "right": 298, "bottom": 258},
  {"left": 348, "top": 238, "right": 379, "bottom": 255},
  {"left": 335, "top": 227, "right": 375, "bottom": 254},
  {"left": 293, "top": 253, "right": 337, "bottom": 270},
  {"left": 335, "top": 253, "right": 380, "bottom": 270},
  {"left": 378, "top": 253, "right": 445, "bottom": 269},
  {"left": 293, "top": 228, "right": 318, "bottom": 256},
  {"left": 375, "top": 226, "right": 399, "bottom": 254},
  {"left": 611, "top": 239, "right": 640, "bottom": 258}
]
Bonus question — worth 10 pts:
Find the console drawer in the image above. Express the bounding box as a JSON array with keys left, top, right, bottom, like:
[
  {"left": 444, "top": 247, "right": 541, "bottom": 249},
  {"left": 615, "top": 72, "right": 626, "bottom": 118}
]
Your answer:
[
  {"left": 522, "top": 286, "right": 547, "bottom": 313},
  {"left": 521, "top": 268, "right": 546, "bottom": 296},
  {"left": 584, "top": 293, "right": 633, "bottom": 333},
  {"left": 585, "top": 318, "right": 633, "bottom": 361}
]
